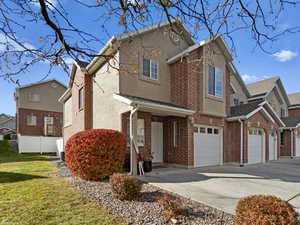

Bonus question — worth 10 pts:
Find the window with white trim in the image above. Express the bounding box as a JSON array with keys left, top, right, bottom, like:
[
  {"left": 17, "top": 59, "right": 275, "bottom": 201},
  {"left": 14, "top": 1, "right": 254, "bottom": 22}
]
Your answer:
[
  {"left": 28, "top": 93, "right": 40, "bottom": 102},
  {"left": 208, "top": 65, "right": 223, "bottom": 97},
  {"left": 44, "top": 116, "right": 54, "bottom": 125},
  {"left": 173, "top": 121, "right": 178, "bottom": 147},
  {"left": 143, "top": 58, "right": 158, "bottom": 80},
  {"left": 79, "top": 87, "right": 84, "bottom": 110},
  {"left": 27, "top": 114, "right": 37, "bottom": 126},
  {"left": 137, "top": 119, "right": 145, "bottom": 147},
  {"left": 127, "top": 118, "right": 145, "bottom": 147}
]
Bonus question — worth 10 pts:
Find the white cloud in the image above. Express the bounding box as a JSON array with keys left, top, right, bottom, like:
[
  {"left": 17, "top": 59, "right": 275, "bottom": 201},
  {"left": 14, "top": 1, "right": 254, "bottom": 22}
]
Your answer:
[
  {"left": 0, "top": 33, "right": 35, "bottom": 52},
  {"left": 273, "top": 50, "right": 298, "bottom": 62},
  {"left": 242, "top": 74, "right": 259, "bottom": 82}
]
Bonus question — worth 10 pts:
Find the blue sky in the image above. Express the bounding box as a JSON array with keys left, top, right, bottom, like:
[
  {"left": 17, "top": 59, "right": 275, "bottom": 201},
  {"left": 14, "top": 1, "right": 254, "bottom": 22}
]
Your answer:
[{"left": 1, "top": 0, "right": 300, "bottom": 115}]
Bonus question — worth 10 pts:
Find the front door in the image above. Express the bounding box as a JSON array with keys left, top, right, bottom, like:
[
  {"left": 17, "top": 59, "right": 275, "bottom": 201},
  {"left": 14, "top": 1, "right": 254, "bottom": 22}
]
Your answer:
[{"left": 151, "top": 122, "right": 163, "bottom": 163}]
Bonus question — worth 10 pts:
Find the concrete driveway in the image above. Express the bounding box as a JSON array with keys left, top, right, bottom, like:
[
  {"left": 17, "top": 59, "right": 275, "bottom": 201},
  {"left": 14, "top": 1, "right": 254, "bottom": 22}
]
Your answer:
[{"left": 139, "top": 158, "right": 300, "bottom": 215}]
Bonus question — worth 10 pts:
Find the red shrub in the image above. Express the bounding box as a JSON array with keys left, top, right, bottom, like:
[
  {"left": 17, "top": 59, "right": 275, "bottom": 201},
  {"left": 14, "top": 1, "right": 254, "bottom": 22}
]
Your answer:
[
  {"left": 235, "top": 195, "right": 299, "bottom": 225},
  {"left": 65, "top": 129, "right": 126, "bottom": 181},
  {"left": 157, "top": 193, "right": 187, "bottom": 219}
]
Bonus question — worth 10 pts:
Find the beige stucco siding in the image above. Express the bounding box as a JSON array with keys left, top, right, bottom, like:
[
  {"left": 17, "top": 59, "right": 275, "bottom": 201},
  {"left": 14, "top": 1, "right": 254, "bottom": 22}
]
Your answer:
[
  {"left": 63, "top": 68, "right": 85, "bottom": 143},
  {"left": 16, "top": 81, "right": 66, "bottom": 112},
  {"left": 267, "top": 86, "right": 288, "bottom": 117},
  {"left": 63, "top": 97, "right": 72, "bottom": 127},
  {"left": 93, "top": 52, "right": 131, "bottom": 131},
  {"left": 202, "top": 42, "right": 227, "bottom": 117},
  {"left": 230, "top": 74, "right": 248, "bottom": 106},
  {"left": 119, "top": 27, "right": 190, "bottom": 103}
]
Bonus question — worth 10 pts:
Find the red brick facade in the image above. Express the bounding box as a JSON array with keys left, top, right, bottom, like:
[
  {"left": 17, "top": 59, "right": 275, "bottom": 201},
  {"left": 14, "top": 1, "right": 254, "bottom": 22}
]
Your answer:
[
  {"left": 289, "top": 108, "right": 300, "bottom": 117},
  {"left": 17, "top": 108, "right": 63, "bottom": 137}
]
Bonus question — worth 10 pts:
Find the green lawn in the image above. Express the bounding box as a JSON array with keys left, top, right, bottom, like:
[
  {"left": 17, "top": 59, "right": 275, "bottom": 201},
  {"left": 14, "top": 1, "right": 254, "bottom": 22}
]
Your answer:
[{"left": 0, "top": 141, "right": 126, "bottom": 225}]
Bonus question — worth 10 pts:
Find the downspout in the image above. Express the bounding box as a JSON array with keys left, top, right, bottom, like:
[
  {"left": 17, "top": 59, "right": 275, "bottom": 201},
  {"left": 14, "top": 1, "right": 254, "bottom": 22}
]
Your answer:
[
  {"left": 290, "top": 129, "right": 294, "bottom": 158},
  {"left": 239, "top": 119, "right": 244, "bottom": 167},
  {"left": 130, "top": 105, "right": 139, "bottom": 175}
]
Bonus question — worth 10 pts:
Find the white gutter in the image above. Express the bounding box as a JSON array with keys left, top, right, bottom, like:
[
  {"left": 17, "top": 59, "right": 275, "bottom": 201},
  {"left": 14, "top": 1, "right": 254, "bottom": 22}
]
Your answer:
[
  {"left": 239, "top": 119, "right": 244, "bottom": 166},
  {"left": 58, "top": 88, "right": 71, "bottom": 103},
  {"left": 113, "top": 94, "right": 195, "bottom": 116},
  {"left": 289, "top": 105, "right": 300, "bottom": 109},
  {"left": 86, "top": 36, "right": 117, "bottom": 72},
  {"left": 291, "top": 130, "right": 294, "bottom": 158}
]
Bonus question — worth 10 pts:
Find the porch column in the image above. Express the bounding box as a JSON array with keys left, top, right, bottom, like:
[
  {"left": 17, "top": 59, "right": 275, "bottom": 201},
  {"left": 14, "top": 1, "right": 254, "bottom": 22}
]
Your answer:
[{"left": 130, "top": 108, "right": 138, "bottom": 176}]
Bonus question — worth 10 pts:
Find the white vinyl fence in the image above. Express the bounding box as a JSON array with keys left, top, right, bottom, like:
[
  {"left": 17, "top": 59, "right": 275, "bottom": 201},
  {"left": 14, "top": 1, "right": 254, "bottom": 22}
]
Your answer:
[
  {"left": 0, "top": 135, "right": 3, "bottom": 141},
  {"left": 18, "top": 134, "right": 60, "bottom": 154},
  {"left": 56, "top": 138, "right": 64, "bottom": 154}
]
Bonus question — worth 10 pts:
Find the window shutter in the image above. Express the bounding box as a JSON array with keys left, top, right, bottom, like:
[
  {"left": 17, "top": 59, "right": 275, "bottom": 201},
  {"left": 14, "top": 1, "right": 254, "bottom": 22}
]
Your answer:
[
  {"left": 143, "top": 58, "right": 150, "bottom": 77},
  {"left": 208, "top": 65, "right": 215, "bottom": 95}
]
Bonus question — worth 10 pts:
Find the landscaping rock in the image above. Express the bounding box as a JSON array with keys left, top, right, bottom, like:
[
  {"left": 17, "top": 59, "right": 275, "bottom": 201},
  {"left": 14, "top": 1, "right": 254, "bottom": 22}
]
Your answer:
[{"left": 55, "top": 163, "right": 234, "bottom": 225}]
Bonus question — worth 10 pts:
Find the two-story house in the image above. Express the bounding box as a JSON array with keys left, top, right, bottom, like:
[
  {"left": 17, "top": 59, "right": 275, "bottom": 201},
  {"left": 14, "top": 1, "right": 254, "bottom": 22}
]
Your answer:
[
  {"left": 245, "top": 77, "right": 300, "bottom": 158},
  {"left": 60, "top": 20, "right": 288, "bottom": 174},
  {"left": 15, "top": 79, "right": 67, "bottom": 153}
]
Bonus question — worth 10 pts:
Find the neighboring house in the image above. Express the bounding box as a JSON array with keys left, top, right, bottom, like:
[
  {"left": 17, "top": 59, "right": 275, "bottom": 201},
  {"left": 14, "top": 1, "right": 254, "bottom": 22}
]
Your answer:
[
  {"left": 0, "top": 114, "right": 16, "bottom": 130},
  {"left": 15, "top": 79, "right": 67, "bottom": 153},
  {"left": 246, "top": 77, "right": 300, "bottom": 158},
  {"left": 280, "top": 92, "right": 300, "bottom": 158},
  {"left": 59, "top": 20, "right": 296, "bottom": 174}
]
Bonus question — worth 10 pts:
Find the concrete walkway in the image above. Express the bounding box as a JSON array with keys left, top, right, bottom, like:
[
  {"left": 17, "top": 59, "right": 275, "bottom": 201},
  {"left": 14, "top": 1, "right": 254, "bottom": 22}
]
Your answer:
[{"left": 139, "top": 158, "right": 300, "bottom": 215}]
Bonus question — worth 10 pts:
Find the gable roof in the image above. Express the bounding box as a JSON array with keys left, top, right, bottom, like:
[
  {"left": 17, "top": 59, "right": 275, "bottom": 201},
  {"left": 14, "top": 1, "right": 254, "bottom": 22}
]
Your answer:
[
  {"left": 116, "top": 19, "right": 194, "bottom": 45},
  {"left": 282, "top": 116, "right": 300, "bottom": 128},
  {"left": 247, "top": 77, "right": 290, "bottom": 105},
  {"left": 86, "top": 19, "right": 194, "bottom": 74},
  {"left": 16, "top": 79, "right": 67, "bottom": 90},
  {"left": 247, "top": 77, "right": 279, "bottom": 96},
  {"left": 167, "top": 35, "right": 232, "bottom": 64},
  {"left": 228, "top": 100, "right": 285, "bottom": 127},
  {"left": 230, "top": 101, "right": 263, "bottom": 117},
  {"left": 288, "top": 92, "right": 300, "bottom": 105}
]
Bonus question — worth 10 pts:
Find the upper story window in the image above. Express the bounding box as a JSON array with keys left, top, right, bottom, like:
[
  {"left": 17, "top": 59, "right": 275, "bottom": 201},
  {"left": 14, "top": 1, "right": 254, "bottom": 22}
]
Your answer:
[
  {"left": 281, "top": 108, "right": 286, "bottom": 118},
  {"left": 208, "top": 65, "right": 223, "bottom": 98},
  {"left": 143, "top": 58, "right": 158, "bottom": 80},
  {"left": 234, "top": 98, "right": 240, "bottom": 105},
  {"left": 27, "top": 114, "right": 37, "bottom": 126},
  {"left": 29, "top": 93, "right": 40, "bottom": 102},
  {"left": 78, "top": 88, "right": 84, "bottom": 110}
]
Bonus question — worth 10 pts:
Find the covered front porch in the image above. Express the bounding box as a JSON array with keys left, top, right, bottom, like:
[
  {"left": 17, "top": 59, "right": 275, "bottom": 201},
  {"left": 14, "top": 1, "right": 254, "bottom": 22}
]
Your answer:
[{"left": 113, "top": 94, "right": 195, "bottom": 175}]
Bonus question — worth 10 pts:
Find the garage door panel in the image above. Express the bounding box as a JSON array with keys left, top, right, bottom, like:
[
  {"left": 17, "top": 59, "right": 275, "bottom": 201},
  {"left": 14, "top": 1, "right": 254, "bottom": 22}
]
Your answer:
[
  {"left": 248, "top": 130, "right": 263, "bottom": 164},
  {"left": 194, "top": 126, "right": 222, "bottom": 167}
]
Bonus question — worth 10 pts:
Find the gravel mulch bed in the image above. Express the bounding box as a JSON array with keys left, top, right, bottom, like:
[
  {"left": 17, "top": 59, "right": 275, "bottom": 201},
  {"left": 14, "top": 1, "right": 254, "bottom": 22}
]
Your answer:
[{"left": 55, "top": 161, "right": 234, "bottom": 225}]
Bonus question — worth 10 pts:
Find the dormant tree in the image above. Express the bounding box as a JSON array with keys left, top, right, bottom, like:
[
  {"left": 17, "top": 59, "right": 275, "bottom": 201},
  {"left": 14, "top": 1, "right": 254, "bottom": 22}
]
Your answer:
[{"left": 0, "top": 0, "right": 299, "bottom": 84}]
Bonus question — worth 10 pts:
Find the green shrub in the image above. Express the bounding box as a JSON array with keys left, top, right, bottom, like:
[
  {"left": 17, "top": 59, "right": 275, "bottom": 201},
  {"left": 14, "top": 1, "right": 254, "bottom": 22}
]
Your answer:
[
  {"left": 157, "top": 193, "right": 187, "bottom": 219},
  {"left": 65, "top": 129, "right": 126, "bottom": 181},
  {"left": 235, "top": 195, "right": 299, "bottom": 225},
  {"left": 109, "top": 173, "right": 143, "bottom": 201}
]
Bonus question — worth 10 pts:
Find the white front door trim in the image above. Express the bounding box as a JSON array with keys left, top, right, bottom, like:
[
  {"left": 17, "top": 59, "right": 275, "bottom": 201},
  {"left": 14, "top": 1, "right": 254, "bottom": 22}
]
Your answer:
[{"left": 151, "top": 122, "right": 164, "bottom": 163}]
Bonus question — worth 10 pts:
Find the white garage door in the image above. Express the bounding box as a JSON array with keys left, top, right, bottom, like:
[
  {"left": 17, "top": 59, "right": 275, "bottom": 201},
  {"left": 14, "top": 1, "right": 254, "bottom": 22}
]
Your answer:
[
  {"left": 269, "top": 132, "right": 277, "bottom": 161},
  {"left": 194, "top": 126, "right": 223, "bottom": 167},
  {"left": 248, "top": 128, "right": 264, "bottom": 164},
  {"left": 296, "top": 136, "right": 300, "bottom": 157}
]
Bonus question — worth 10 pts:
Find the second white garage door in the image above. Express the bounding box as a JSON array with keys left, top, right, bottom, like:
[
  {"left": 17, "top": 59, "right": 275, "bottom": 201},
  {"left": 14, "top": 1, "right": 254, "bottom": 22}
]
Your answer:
[
  {"left": 296, "top": 136, "right": 300, "bottom": 157},
  {"left": 194, "top": 126, "right": 223, "bottom": 167},
  {"left": 248, "top": 128, "right": 264, "bottom": 164},
  {"left": 269, "top": 131, "right": 277, "bottom": 161}
]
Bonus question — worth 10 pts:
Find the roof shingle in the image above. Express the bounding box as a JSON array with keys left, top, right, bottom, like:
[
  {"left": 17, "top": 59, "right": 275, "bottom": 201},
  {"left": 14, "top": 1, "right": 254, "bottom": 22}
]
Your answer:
[{"left": 246, "top": 77, "right": 279, "bottom": 96}]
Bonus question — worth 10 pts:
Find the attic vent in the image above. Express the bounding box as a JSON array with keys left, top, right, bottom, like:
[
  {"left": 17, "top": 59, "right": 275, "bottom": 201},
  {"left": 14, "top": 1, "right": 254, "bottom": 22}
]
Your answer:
[{"left": 51, "top": 82, "right": 58, "bottom": 88}]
